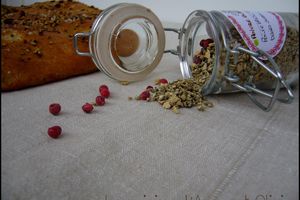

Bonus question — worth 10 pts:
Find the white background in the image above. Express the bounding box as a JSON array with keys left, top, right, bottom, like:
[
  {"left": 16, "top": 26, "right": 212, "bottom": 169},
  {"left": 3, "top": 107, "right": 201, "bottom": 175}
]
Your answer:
[{"left": 2, "top": 0, "right": 299, "bottom": 23}]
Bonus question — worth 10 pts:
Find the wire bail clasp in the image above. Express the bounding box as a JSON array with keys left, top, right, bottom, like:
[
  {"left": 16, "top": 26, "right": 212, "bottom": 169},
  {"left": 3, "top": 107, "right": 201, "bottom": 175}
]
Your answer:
[{"left": 224, "top": 46, "right": 294, "bottom": 111}]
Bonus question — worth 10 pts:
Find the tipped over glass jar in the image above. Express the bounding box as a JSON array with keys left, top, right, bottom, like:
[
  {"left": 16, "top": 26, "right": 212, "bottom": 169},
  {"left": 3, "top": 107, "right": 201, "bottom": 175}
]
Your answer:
[{"left": 73, "top": 3, "right": 299, "bottom": 111}]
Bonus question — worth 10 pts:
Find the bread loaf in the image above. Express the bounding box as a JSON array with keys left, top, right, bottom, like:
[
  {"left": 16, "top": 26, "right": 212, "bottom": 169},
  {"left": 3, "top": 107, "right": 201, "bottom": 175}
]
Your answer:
[{"left": 1, "top": 0, "right": 101, "bottom": 91}]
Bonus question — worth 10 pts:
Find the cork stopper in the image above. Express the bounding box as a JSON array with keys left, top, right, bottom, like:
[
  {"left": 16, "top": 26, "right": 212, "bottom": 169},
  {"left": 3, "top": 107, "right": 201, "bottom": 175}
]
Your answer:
[{"left": 115, "top": 29, "right": 139, "bottom": 57}]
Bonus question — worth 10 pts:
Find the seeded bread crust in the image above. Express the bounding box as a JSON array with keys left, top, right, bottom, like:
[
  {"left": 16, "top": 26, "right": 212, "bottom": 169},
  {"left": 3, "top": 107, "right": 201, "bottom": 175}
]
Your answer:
[{"left": 1, "top": 0, "right": 101, "bottom": 91}]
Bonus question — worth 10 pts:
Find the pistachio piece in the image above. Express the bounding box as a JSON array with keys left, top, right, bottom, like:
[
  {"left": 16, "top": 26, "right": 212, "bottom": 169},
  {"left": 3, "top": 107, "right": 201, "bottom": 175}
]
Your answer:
[{"left": 162, "top": 101, "right": 171, "bottom": 109}]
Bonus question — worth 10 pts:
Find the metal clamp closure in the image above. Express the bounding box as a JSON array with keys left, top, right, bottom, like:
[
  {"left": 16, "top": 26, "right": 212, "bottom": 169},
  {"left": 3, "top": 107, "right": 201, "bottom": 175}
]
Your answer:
[{"left": 224, "top": 47, "right": 294, "bottom": 111}]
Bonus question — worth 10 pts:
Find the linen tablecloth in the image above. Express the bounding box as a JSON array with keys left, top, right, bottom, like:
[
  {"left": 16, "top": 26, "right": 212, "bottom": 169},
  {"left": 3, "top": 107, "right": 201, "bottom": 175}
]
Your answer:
[{"left": 1, "top": 22, "right": 299, "bottom": 200}]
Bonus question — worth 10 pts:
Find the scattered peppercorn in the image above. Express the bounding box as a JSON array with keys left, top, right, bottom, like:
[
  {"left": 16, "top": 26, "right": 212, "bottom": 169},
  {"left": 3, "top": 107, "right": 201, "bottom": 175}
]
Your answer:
[
  {"left": 82, "top": 103, "right": 94, "bottom": 113},
  {"left": 155, "top": 78, "right": 168, "bottom": 85},
  {"left": 48, "top": 125, "right": 62, "bottom": 139},
  {"left": 49, "top": 103, "right": 61, "bottom": 115},
  {"left": 139, "top": 90, "right": 150, "bottom": 100},
  {"left": 100, "top": 88, "right": 110, "bottom": 98},
  {"left": 99, "top": 84, "right": 109, "bottom": 92},
  {"left": 146, "top": 85, "right": 153, "bottom": 90},
  {"left": 95, "top": 96, "right": 105, "bottom": 106}
]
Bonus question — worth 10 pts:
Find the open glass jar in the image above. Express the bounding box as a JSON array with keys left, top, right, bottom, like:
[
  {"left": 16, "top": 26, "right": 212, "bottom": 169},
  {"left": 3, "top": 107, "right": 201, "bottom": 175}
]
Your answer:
[
  {"left": 74, "top": 3, "right": 299, "bottom": 111},
  {"left": 74, "top": 3, "right": 165, "bottom": 82}
]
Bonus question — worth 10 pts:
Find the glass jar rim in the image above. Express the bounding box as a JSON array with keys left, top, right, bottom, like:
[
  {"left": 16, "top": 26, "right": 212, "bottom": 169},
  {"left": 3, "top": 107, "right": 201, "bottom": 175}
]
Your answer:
[
  {"left": 88, "top": 3, "right": 166, "bottom": 82},
  {"left": 177, "top": 10, "right": 222, "bottom": 95}
]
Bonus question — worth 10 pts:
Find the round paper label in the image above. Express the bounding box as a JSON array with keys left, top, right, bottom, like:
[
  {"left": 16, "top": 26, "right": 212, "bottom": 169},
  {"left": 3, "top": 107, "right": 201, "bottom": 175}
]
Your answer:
[{"left": 221, "top": 11, "right": 286, "bottom": 58}]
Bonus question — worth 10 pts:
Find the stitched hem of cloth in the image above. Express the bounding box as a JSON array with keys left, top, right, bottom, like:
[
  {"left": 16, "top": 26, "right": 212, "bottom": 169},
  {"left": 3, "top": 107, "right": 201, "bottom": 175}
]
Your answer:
[{"left": 206, "top": 106, "right": 280, "bottom": 200}]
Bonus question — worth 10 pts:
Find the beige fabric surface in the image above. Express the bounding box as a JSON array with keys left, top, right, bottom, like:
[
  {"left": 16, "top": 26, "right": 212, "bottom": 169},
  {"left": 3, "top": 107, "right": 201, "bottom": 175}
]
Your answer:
[{"left": 1, "top": 23, "right": 299, "bottom": 200}]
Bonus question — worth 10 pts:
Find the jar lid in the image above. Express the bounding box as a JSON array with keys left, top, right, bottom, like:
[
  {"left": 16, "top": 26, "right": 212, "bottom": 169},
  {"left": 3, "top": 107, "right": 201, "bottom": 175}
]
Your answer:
[{"left": 85, "top": 3, "right": 166, "bottom": 82}]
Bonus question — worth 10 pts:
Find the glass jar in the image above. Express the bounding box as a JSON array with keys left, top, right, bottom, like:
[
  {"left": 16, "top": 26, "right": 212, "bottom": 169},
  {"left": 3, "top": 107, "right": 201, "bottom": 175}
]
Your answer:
[
  {"left": 73, "top": 3, "right": 299, "bottom": 111},
  {"left": 176, "top": 10, "right": 299, "bottom": 111},
  {"left": 73, "top": 3, "right": 165, "bottom": 82}
]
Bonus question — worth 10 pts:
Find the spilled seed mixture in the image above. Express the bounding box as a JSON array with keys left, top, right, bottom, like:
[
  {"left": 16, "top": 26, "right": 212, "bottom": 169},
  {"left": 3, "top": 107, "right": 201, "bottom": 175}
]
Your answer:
[
  {"left": 132, "top": 27, "right": 298, "bottom": 114},
  {"left": 134, "top": 39, "right": 215, "bottom": 114}
]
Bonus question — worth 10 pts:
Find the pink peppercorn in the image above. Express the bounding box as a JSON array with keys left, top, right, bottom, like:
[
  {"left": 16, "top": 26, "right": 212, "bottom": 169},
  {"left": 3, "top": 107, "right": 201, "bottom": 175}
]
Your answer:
[
  {"left": 146, "top": 85, "right": 153, "bottom": 90},
  {"left": 49, "top": 103, "right": 61, "bottom": 115},
  {"left": 99, "top": 84, "right": 109, "bottom": 93},
  {"left": 139, "top": 90, "right": 150, "bottom": 100},
  {"left": 48, "top": 125, "right": 62, "bottom": 139},
  {"left": 159, "top": 78, "right": 168, "bottom": 84},
  {"left": 193, "top": 56, "right": 202, "bottom": 64},
  {"left": 199, "top": 38, "right": 214, "bottom": 49},
  {"left": 82, "top": 103, "right": 94, "bottom": 113},
  {"left": 100, "top": 88, "right": 110, "bottom": 98},
  {"left": 95, "top": 96, "right": 105, "bottom": 106}
]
